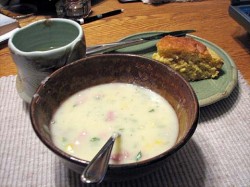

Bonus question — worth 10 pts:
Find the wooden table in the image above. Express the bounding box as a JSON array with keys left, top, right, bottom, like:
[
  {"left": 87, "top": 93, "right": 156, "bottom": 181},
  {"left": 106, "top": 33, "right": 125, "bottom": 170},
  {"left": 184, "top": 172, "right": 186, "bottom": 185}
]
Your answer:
[{"left": 1, "top": 0, "right": 250, "bottom": 84}]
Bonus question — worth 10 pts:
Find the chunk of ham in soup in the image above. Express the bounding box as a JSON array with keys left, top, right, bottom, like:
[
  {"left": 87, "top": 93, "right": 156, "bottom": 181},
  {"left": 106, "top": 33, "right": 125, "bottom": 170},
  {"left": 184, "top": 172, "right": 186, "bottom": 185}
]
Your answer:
[{"left": 51, "top": 83, "right": 179, "bottom": 164}]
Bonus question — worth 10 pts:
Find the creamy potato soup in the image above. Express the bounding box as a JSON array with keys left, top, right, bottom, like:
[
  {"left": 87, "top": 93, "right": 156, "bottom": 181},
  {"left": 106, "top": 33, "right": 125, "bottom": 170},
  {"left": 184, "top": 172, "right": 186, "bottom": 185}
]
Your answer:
[{"left": 51, "top": 83, "right": 179, "bottom": 164}]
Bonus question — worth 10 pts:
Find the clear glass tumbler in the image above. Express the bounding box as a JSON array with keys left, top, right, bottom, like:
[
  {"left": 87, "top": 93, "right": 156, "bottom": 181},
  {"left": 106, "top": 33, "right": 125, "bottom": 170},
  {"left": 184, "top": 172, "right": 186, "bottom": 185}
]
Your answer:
[{"left": 64, "top": 0, "right": 91, "bottom": 19}]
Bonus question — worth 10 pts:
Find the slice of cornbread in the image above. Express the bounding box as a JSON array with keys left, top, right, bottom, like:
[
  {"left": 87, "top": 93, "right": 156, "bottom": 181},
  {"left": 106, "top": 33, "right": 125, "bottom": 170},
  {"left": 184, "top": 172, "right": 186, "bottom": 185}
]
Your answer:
[{"left": 152, "top": 35, "right": 224, "bottom": 81}]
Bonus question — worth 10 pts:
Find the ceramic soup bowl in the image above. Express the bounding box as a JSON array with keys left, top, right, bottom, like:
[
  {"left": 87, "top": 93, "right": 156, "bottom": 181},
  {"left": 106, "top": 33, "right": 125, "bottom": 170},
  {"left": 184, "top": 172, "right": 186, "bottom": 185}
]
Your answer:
[{"left": 30, "top": 54, "right": 199, "bottom": 182}]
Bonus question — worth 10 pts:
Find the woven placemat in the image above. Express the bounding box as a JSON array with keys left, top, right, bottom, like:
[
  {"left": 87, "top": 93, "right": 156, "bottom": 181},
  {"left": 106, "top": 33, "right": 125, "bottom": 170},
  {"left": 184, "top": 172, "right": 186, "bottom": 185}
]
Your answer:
[{"left": 0, "top": 72, "right": 250, "bottom": 187}]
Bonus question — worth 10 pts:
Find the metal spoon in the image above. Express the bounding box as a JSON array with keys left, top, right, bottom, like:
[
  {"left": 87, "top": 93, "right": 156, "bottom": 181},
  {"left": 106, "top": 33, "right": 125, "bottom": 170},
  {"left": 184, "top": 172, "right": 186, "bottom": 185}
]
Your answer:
[{"left": 81, "top": 132, "right": 120, "bottom": 184}]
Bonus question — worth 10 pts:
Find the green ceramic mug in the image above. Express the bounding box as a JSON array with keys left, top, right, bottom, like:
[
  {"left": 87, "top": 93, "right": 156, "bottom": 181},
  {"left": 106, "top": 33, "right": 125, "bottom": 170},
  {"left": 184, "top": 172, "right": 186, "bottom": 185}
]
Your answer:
[{"left": 8, "top": 18, "right": 86, "bottom": 103}]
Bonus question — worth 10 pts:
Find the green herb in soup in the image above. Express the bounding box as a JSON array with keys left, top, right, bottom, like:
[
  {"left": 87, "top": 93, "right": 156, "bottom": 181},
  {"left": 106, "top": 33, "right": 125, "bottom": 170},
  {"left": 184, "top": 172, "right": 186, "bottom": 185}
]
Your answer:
[
  {"left": 136, "top": 151, "right": 142, "bottom": 161},
  {"left": 90, "top": 137, "right": 100, "bottom": 142},
  {"left": 51, "top": 83, "right": 179, "bottom": 164}
]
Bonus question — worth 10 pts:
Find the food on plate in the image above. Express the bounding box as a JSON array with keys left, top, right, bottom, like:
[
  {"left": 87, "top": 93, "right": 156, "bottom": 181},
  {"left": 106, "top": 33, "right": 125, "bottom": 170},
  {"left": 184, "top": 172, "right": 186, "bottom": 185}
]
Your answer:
[
  {"left": 152, "top": 35, "right": 224, "bottom": 81},
  {"left": 51, "top": 83, "right": 179, "bottom": 164}
]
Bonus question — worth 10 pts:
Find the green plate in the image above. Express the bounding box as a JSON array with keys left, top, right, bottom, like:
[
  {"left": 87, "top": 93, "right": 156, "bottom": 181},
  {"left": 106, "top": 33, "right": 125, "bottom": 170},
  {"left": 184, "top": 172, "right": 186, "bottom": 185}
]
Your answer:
[{"left": 116, "top": 32, "right": 238, "bottom": 107}]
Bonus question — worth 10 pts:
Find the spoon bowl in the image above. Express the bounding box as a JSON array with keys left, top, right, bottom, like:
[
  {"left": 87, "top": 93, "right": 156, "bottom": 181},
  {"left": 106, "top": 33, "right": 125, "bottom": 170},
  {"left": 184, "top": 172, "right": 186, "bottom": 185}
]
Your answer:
[{"left": 81, "top": 133, "right": 120, "bottom": 184}]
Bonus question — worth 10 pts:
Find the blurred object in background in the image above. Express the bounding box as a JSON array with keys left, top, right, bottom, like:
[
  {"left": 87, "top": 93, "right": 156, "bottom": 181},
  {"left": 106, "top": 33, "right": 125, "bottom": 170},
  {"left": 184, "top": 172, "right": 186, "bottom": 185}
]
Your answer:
[
  {"left": 229, "top": 0, "right": 250, "bottom": 34},
  {"left": 55, "top": 0, "right": 66, "bottom": 17},
  {"left": 142, "top": 0, "right": 200, "bottom": 4},
  {"left": 0, "top": 0, "right": 20, "bottom": 7},
  {"left": 0, "top": 0, "right": 37, "bottom": 19},
  {"left": 0, "top": 0, "right": 90, "bottom": 18},
  {"left": 0, "top": 0, "right": 58, "bottom": 18},
  {"left": 118, "top": 0, "right": 200, "bottom": 4},
  {"left": 55, "top": 0, "right": 91, "bottom": 19},
  {"left": 19, "top": 0, "right": 58, "bottom": 14},
  {"left": 65, "top": 0, "right": 90, "bottom": 18}
]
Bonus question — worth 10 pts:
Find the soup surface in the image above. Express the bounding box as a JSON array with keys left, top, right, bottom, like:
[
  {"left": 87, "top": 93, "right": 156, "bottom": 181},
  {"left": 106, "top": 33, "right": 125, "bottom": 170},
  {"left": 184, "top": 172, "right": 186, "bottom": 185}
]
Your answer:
[{"left": 51, "top": 83, "right": 179, "bottom": 164}]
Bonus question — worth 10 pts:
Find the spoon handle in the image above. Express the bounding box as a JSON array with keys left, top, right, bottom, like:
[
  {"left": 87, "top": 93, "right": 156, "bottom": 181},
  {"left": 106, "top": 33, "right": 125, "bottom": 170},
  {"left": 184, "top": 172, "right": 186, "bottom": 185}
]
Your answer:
[{"left": 81, "top": 133, "right": 120, "bottom": 184}]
